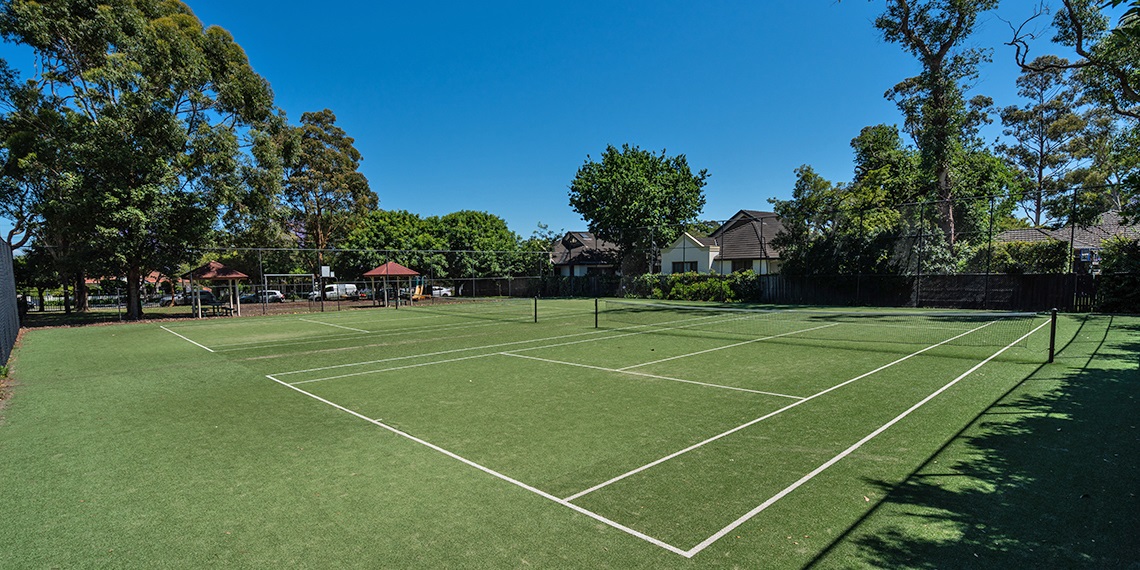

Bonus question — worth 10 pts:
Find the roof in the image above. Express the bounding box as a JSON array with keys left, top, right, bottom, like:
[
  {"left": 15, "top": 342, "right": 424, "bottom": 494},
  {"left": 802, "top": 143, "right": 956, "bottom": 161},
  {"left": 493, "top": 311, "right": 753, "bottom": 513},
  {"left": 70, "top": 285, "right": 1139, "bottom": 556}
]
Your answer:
[
  {"left": 363, "top": 261, "right": 420, "bottom": 277},
  {"left": 996, "top": 212, "right": 1140, "bottom": 249},
  {"left": 709, "top": 210, "right": 785, "bottom": 260},
  {"left": 183, "top": 261, "right": 249, "bottom": 280},
  {"left": 551, "top": 231, "right": 619, "bottom": 266}
]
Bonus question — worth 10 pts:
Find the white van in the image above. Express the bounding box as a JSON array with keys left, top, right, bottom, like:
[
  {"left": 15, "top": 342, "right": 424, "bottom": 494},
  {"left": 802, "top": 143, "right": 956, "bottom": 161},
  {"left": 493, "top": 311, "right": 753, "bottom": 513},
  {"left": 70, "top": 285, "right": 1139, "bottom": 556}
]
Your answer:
[{"left": 309, "top": 283, "right": 358, "bottom": 301}]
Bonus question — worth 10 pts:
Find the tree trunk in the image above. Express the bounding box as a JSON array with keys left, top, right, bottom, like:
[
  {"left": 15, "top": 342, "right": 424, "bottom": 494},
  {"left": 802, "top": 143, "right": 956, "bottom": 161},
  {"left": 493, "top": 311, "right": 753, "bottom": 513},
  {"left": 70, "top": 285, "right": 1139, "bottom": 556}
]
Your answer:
[
  {"left": 62, "top": 281, "right": 71, "bottom": 314},
  {"left": 125, "top": 266, "right": 143, "bottom": 321},
  {"left": 36, "top": 287, "right": 45, "bottom": 312},
  {"left": 74, "top": 271, "right": 89, "bottom": 312}
]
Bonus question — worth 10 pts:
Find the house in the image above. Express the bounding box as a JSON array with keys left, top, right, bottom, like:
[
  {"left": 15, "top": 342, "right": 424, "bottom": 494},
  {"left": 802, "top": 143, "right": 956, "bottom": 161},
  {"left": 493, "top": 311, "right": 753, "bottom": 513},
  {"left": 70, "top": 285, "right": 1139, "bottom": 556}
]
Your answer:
[
  {"left": 551, "top": 231, "right": 620, "bottom": 277},
  {"left": 995, "top": 211, "right": 1139, "bottom": 271},
  {"left": 660, "top": 210, "right": 785, "bottom": 275}
]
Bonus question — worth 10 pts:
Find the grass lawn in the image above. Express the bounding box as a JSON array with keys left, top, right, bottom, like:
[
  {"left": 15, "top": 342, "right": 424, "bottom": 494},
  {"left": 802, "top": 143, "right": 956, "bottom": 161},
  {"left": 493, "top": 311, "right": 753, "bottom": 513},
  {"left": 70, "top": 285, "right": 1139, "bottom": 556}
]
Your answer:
[{"left": 1, "top": 299, "right": 1135, "bottom": 568}]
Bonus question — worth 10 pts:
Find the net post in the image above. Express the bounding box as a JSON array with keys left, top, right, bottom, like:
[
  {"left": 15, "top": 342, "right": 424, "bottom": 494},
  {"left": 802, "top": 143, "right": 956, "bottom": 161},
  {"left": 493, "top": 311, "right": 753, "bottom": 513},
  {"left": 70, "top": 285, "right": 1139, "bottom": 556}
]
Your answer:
[
  {"left": 594, "top": 298, "right": 599, "bottom": 329},
  {"left": 534, "top": 296, "right": 538, "bottom": 323},
  {"left": 1048, "top": 308, "right": 1057, "bottom": 363}
]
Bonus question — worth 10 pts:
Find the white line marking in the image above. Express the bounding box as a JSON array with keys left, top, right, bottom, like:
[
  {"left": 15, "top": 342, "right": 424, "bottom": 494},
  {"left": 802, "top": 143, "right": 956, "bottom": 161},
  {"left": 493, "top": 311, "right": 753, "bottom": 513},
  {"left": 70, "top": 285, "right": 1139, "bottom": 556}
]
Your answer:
[
  {"left": 299, "top": 318, "right": 370, "bottom": 333},
  {"left": 684, "top": 317, "right": 1052, "bottom": 557},
  {"left": 289, "top": 353, "right": 498, "bottom": 385},
  {"left": 211, "top": 316, "right": 499, "bottom": 351},
  {"left": 562, "top": 320, "right": 998, "bottom": 502},
  {"left": 160, "top": 326, "right": 215, "bottom": 353},
  {"left": 500, "top": 352, "right": 805, "bottom": 399},
  {"left": 270, "top": 310, "right": 733, "bottom": 376},
  {"left": 617, "top": 323, "right": 839, "bottom": 371},
  {"left": 266, "top": 374, "right": 691, "bottom": 557},
  {"left": 270, "top": 328, "right": 615, "bottom": 377}
]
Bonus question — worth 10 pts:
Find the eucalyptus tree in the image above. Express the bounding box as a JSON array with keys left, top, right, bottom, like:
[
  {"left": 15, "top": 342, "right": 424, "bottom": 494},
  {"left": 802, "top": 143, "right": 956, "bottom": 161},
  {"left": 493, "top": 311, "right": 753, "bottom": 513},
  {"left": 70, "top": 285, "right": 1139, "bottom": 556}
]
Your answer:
[
  {"left": 281, "top": 109, "right": 377, "bottom": 274},
  {"left": 0, "top": 0, "right": 274, "bottom": 319},
  {"left": 569, "top": 144, "right": 708, "bottom": 274},
  {"left": 874, "top": 0, "right": 998, "bottom": 248}
]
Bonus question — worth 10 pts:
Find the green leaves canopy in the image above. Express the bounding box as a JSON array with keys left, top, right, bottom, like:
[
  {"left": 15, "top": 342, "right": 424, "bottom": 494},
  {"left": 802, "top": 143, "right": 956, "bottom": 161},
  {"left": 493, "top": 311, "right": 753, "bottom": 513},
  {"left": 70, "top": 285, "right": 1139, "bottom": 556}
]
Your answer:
[
  {"left": 0, "top": 0, "right": 275, "bottom": 319},
  {"left": 568, "top": 144, "right": 708, "bottom": 273}
]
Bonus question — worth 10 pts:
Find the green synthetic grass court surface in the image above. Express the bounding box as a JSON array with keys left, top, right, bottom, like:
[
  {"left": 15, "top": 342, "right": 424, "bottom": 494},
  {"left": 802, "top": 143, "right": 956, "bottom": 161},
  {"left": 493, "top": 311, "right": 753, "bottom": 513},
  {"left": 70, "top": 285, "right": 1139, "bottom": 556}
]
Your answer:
[{"left": 1, "top": 299, "right": 1136, "bottom": 568}]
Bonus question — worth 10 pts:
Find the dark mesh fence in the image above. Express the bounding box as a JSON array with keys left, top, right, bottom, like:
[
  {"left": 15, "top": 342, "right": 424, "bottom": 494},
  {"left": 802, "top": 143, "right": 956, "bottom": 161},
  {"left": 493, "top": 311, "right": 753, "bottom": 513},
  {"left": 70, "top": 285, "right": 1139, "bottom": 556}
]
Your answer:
[{"left": 0, "top": 241, "right": 20, "bottom": 364}]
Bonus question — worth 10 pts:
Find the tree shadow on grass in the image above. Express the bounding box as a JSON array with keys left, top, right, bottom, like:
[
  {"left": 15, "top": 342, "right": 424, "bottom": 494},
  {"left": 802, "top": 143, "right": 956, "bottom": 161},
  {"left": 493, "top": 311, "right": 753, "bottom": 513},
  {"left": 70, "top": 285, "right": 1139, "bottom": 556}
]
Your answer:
[{"left": 810, "top": 315, "right": 1140, "bottom": 569}]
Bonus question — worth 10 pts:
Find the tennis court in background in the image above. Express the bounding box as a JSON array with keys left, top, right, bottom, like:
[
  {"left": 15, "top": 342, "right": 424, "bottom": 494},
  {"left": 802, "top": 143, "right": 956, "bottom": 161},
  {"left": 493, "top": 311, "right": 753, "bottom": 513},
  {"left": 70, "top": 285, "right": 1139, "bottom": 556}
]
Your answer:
[{"left": 160, "top": 298, "right": 1054, "bottom": 558}]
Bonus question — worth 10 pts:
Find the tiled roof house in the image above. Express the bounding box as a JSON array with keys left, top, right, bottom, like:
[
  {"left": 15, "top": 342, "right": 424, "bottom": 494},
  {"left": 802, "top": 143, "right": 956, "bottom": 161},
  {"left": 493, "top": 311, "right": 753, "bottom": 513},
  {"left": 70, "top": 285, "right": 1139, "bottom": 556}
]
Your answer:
[{"left": 660, "top": 210, "right": 785, "bottom": 275}]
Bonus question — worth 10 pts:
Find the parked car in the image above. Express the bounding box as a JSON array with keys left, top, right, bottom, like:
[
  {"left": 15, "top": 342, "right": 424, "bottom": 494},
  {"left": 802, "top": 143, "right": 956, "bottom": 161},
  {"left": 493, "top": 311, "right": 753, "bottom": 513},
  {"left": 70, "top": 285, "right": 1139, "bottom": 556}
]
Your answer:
[
  {"left": 162, "top": 290, "right": 217, "bottom": 306},
  {"left": 432, "top": 286, "right": 454, "bottom": 297},
  {"left": 309, "top": 283, "right": 358, "bottom": 301},
  {"left": 242, "top": 290, "right": 285, "bottom": 304}
]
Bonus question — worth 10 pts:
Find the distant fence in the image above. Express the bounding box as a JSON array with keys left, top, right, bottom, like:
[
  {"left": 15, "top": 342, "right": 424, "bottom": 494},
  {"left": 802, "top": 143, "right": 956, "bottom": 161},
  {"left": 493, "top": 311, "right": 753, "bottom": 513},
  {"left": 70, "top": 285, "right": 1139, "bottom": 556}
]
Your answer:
[
  {"left": 755, "top": 273, "right": 1099, "bottom": 312},
  {"left": 615, "top": 272, "right": 1129, "bottom": 313},
  {"left": 0, "top": 241, "right": 19, "bottom": 364}
]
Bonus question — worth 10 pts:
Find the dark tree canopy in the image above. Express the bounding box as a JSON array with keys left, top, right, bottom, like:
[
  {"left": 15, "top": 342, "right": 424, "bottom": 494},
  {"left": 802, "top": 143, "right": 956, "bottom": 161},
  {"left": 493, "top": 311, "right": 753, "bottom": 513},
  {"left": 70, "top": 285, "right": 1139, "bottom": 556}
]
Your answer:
[
  {"left": 0, "top": 0, "right": 275, "bottom": 319},
  {"left": 569, "top": 144, "right": 708, "bottom": 273}
]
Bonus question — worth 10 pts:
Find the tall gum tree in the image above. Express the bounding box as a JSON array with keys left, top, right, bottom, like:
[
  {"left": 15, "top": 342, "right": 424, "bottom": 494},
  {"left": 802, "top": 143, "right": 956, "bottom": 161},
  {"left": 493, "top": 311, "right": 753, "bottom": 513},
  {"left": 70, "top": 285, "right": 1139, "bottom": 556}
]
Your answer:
[
  {"left": 0, "top": 0, "right": 274, "bottom": 319},
  {"left": 874, "top": 0, "right": 998, "bottom": 249},
  {"left": 281, "top": 109, "right": 377, "bottom": 277}
]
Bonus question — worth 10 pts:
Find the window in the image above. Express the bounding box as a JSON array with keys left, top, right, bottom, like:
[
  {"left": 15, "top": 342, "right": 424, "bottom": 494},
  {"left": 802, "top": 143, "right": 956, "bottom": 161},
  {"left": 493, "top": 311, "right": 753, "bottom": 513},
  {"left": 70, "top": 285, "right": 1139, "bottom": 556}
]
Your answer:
[
  {"left": 732, "top": 259, "right": 752, "bottom": 273},
  {"left": 672, "top": 261, "right": 697, "bottom": 273}
]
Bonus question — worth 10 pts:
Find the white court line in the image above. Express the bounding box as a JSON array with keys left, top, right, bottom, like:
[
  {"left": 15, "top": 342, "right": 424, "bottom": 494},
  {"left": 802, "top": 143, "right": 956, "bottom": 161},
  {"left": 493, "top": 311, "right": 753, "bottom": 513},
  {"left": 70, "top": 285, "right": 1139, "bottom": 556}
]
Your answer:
[
  {"left": 266, "top": 374, "right": 690, "bottom": 557},
  {"left": 269, "top": 311, "right": 730, "bottom": 378},
  {"left": 288, "top": 352, "right": 498, "bottom": 385},
  {"left": 270, "top": 328, "right": 616, "bottom": 377},
  {"left": 160, "top": 325, "right": 215, "bottom": 353},
  {"left": 500, "top": 353, "right": 805, "bottom": 400},
  {"left": 562, "top": 320, "right": 997, "bottom": 502},
  {"left": 617, "top": 322, "right": 839, "bottom": 371},
  {"left": 684, "top": 317, "right": 1052, "bottom": 557},
  {"left": 213, "top": 318, "right": 498, "bottom": 351},
  {"left": 299, "top": 318, "right": 370, "bottom": 333}
]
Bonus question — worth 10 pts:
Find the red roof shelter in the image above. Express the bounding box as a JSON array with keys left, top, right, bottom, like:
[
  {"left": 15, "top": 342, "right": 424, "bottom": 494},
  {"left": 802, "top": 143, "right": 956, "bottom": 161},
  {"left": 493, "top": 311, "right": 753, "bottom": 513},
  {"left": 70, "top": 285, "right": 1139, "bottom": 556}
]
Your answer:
[
  {"left": 363, "top": 262, "right": 419, "bottom": 307},
  {"left": 182, "top": 261, "right": 249, "bottom": 317}
]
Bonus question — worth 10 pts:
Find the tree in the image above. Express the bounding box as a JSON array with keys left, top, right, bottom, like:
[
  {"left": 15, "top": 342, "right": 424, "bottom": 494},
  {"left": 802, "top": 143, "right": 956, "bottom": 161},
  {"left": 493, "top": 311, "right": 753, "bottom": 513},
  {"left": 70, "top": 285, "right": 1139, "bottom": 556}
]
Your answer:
[
  {"left": 568, "top": 144, "right": 708, "bottom": 274},
  {"left": 0, "top": 0, "right": 275, "bottom": 319},
  {"left": 281, "top": 109, "right": 377, "bottom": 275},
  {"left": 1064, "top": 108, "right": 1140, "bottom": 224},
  {"left": 875, "top": 0, "right": 998, "bottom": 247},
  {"left": 339, "top": 209, "right": 447, "bottom": 278},
  {"left": 1009, "top": 0, "right": 1140, "bottom": 120},
  {"left": 997, "top": 56, "right": 1086, "bottom": 226},
  {"left": 432, "top": 210, "right": 520, "bottom": 279}
]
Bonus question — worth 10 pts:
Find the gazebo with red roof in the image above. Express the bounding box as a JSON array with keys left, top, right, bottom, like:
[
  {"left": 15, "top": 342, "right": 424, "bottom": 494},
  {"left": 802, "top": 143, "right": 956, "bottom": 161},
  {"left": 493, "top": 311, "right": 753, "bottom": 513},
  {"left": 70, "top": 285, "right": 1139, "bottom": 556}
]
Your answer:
[
  {"left": 363, "top": 261, "right": 419, "bottom": 307},
  {"left": 182, "top": 260, "right": 249, "bottom": 317}
]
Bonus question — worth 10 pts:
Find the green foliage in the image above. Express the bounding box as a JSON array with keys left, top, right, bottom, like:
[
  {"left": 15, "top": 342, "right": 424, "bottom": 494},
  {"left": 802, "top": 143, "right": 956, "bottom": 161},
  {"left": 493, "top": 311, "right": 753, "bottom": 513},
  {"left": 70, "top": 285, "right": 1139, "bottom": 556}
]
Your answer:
[
  {"left": 876, "top": 0, "right": 999, "bottom": 245},
  {"left": 282, "top": 109, "right": 377, "bottom": 265},
  {"left": 0, "top": 0, "right": 275, "bottom": 319},
  {"left": 1097, "top": 236, "right": 1140, "bottom": 312},
  {"left": 997, "top": 56, "right": 1085, "bottom": 227},
  {"left": 963, "top": 240, "right": 1069, "bottom": 274},
  {"left": 626, "top": 271, "right": 763, "bottom": 303},
  {"left": 339, "top": 209, "right": 448, "bottom": 278},
  {"left": 569, "top": 144, "right": 708, "bottom": 274}
]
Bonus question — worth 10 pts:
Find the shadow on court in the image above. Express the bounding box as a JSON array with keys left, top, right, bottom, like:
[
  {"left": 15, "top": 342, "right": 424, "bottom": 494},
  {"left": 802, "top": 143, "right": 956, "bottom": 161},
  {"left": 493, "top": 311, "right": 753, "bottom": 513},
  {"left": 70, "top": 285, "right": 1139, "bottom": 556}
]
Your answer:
[{"left": 808, "top": 315, "right": 1140, "bottom": 569}]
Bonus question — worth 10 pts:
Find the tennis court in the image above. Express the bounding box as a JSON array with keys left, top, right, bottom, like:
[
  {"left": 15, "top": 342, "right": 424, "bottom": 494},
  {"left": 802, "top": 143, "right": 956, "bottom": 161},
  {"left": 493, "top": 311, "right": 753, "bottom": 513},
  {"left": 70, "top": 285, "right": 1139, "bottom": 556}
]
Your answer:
[{"left": 156, "top": 298, "right": 1055, "bottom": 558}]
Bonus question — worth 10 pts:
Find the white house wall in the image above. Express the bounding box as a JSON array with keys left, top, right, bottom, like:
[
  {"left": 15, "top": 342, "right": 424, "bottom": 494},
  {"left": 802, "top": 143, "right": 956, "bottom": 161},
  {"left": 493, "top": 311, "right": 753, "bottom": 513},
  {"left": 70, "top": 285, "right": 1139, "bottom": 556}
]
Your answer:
[{"left": 661, "top": 236, "right": 716, "bottom": 274}]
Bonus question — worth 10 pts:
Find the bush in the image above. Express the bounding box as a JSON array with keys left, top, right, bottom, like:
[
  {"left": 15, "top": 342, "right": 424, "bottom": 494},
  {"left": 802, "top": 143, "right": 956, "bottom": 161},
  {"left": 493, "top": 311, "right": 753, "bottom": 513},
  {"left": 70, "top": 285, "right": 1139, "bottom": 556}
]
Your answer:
[
  {"left": 625, "top": 272, "right": 750, "bottom": 303},
  {"left": 963, "top": 240, "right": 1068, "bottom": 274},
  {"left": 1097, "top": 237, "right": 1140, "bottom": 313}
]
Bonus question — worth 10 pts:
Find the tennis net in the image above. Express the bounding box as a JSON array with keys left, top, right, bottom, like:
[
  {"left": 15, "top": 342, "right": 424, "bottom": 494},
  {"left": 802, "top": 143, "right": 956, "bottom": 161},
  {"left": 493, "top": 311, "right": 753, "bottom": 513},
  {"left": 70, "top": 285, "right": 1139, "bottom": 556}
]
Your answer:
[
  {"left": 408, "top": 296, "right": 537, "bottom": 322},
  {"left": 600, "top": 300, "right": 1047, "bottom": 355}
]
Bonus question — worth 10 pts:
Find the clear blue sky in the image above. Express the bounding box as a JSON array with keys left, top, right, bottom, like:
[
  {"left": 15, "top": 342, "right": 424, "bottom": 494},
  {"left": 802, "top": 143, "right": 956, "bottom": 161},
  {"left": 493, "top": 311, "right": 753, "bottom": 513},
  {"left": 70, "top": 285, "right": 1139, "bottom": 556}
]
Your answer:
[{"left": 2, "top": 1, "right": 1086, "bottom": 239}]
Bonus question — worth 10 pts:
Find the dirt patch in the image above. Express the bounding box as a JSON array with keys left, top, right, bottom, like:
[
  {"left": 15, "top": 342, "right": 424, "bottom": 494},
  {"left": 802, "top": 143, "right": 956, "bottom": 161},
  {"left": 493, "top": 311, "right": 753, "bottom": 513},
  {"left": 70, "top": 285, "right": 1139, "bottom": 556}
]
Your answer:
[{"left": 0, "top": 328, "right": 25, "bottom": 423}]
